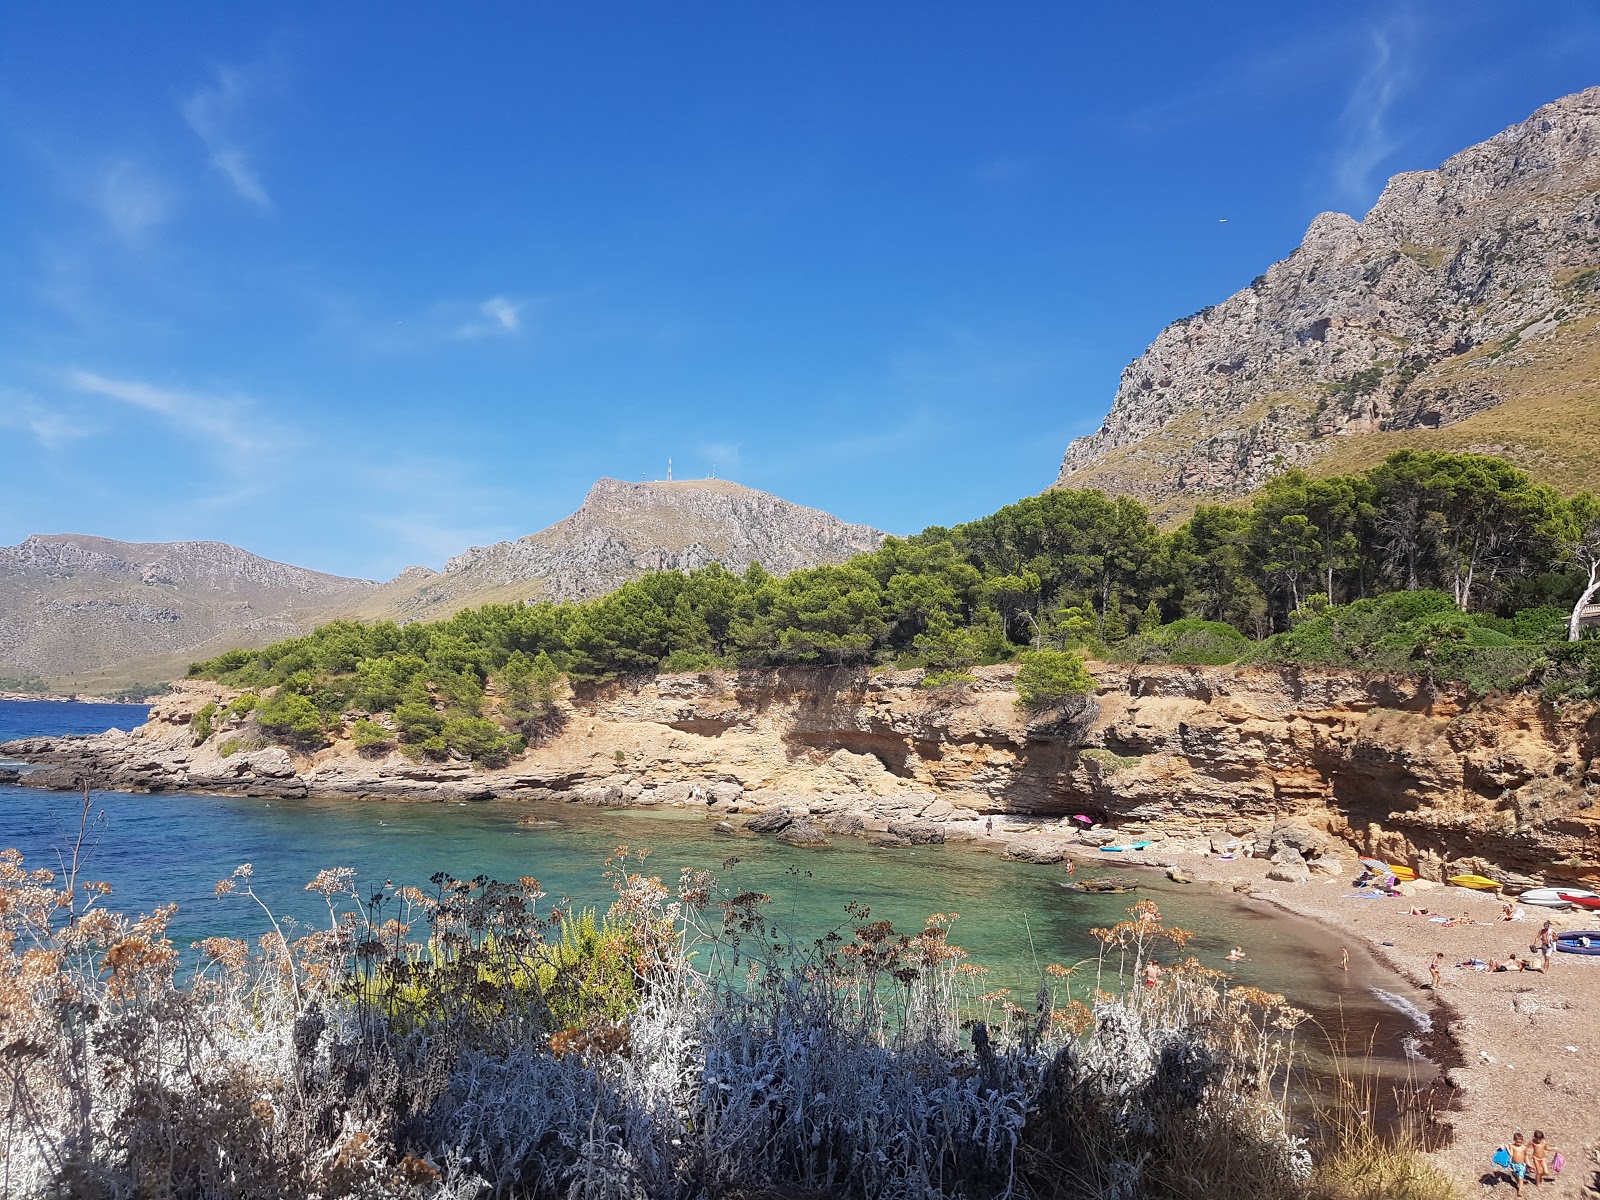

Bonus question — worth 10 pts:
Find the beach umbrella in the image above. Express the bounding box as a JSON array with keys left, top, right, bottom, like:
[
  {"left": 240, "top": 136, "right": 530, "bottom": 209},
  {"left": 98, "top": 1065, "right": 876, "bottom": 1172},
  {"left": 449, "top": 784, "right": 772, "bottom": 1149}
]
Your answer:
[
  {"left": 1072, "top": 815, "right": 1093, "bottom": 824},
  {"left": 1358, "top": 857, "right": 1386, "bottom": 874}
]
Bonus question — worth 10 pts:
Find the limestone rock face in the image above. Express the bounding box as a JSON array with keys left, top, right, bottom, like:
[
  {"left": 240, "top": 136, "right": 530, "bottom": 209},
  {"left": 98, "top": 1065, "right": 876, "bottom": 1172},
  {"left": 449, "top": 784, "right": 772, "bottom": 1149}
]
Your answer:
[
  {"left": 6, "top": 663, "right": 1597, "bottom": 888},
  {"left": 333, "top": 478, "right": 886, "bottom": 623},
  {"left": 1056, "top": 87, "right": 1600, "bottom": 519}
]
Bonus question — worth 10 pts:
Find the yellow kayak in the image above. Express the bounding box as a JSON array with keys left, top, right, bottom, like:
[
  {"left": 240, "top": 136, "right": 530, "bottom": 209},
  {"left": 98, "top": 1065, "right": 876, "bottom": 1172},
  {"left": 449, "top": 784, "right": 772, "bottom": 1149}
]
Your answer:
[
  {"left": 1388, "top": 864, "right": 1417, "bottom": 881},
  {"left": 1447, "top": 874, "right": 1499, "bottom": 891}
]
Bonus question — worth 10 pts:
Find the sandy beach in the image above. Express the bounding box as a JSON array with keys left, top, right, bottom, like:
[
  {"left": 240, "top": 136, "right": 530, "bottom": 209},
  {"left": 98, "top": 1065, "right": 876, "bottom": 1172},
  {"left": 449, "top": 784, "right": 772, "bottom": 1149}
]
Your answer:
[{"left": 1033, "top": 838, "right": 1600, "bottom": 1198}]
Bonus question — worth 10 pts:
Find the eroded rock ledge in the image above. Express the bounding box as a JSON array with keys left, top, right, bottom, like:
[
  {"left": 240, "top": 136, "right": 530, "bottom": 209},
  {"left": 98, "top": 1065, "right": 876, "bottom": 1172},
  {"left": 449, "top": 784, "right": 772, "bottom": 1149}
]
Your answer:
[{"left": 3, "top": 664, "right": 1596, "bottom": 887}]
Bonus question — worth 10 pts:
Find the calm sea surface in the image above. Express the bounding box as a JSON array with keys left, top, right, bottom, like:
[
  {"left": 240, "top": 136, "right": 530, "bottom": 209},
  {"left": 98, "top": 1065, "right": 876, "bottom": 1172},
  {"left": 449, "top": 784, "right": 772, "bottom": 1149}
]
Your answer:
[{"left": 0, "top": 699, "right": 1423, "bottom": 1076}]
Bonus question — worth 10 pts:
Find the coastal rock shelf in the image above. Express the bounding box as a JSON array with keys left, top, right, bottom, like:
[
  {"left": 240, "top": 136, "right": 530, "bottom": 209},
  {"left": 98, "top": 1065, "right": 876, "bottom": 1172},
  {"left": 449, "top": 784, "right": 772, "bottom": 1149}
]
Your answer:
[{"left": 4, "top": 663, "right": 1597, "bottom": 887}]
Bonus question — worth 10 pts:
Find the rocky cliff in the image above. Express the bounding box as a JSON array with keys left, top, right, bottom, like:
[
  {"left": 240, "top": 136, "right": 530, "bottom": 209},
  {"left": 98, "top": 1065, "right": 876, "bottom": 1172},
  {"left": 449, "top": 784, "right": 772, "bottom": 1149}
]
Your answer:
[
  {"left": 7, "top": 665, "right": 1595, "bottom": 889},
  {"left": 1056, "top": 87, "right": 1600, "bottom": 520},
  {"left": 0, "top": 536, "right": 375, "bottom": 690},
  {"left": 327, "top": 478, "right": 886, "bottom": 622}
]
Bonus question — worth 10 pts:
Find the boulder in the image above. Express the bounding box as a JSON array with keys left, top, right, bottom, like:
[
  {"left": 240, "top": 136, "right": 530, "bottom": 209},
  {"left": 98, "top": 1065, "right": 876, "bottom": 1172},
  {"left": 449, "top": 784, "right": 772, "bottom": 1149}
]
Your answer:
[
  {"left": 1268, "top": 822, "right": 1333, "bottom": 858},
  {"left": 887, "top": 820, "right": 945, "bottom": 845},
  {"left": 1265, "top": 862, "right": 1312, "bottom": 885},
  {"left": 825, "top": 812, "right": 867, "bottom": 835},
  {"left": 1003, "top": 842, "right": 1070, "bottom": 865},
  {"left": 1270, "top": 844, "right": 1307, "bottom": 868},
  {"left": 744, "top": 807, "right": 803, "bottom": 834},
  {"left": 776, "top": 819, "right": 831, "bottom": 847}
]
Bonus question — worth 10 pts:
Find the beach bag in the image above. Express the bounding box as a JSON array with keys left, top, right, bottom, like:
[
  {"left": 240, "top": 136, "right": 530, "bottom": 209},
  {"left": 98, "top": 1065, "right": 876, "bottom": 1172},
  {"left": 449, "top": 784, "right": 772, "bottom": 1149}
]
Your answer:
[
  {"left": 1552, "top": 1151, "right": 1564, "bottom": 1174},
  {"left": 1493, "top": 1149, "right": 1512, "bottom": 1170}
]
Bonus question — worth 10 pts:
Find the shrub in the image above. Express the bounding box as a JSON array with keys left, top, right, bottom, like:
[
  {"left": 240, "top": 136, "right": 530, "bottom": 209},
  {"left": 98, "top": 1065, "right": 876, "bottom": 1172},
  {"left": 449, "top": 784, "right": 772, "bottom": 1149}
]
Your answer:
[
  {"left": 442, "top": 716, "right": 524, "bottom": 768},
  {"left": 217, "top": 736, "right": 268, "bottom": 758},
  {"left": 1015, "top": 648, "right": 1096, "bottom": 711},
  {"left": 189, "top": 702, "right": 218, "bottom": 745},
  {"left": 1113, "top": 618, "right": 1250, "bottom": 666},
  {"left": 349, "top": 718, "right": 394, "bottom": 755},
  {"left": 659, "top": 649, "right": 720, "bottom": 673},
  {"left": 254, "top": 690, "right": 325, "bottom": 750},
  {"left": 4, "top": 850, "right": 1384, "bottom": 1200},
  {"left": 222, "top": 691, "right": 260, "bottom": 722}
]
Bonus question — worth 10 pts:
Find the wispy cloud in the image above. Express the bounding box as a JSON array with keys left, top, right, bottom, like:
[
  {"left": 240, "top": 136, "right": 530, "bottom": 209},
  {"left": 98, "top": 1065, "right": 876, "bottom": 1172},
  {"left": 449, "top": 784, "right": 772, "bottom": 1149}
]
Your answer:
[
  {"left": 181, "top": 63, "right": 275, "bottom": 210},
  {"left": 1329, "top": 22, "right": 1413, "bottom": 209},
  {"left": 454, "top": 296, "right": 522, "bottom": 340},
  {"left": 64, "top": 369, "right": 277, "bottom": 454},
  {"left": 0, "top": 390, "right": 95, "bottom": 448},
  {"left": 92, "top": 160, "right": 174, "bottom": 243}
]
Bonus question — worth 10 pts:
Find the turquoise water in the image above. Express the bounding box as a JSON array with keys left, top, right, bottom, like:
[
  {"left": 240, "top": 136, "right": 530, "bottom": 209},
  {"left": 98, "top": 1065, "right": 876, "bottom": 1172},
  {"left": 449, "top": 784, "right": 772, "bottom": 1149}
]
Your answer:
[{"left": 0, "top": 700, "right": 1420, "bottom": 1070}]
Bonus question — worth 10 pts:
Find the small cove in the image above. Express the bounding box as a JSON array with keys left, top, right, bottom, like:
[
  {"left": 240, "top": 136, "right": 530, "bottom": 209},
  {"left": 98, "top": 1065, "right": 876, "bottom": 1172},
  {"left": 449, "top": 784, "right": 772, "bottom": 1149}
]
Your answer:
[{"left": 1, "top": 699, "right": 1430, "bottom": 1098}]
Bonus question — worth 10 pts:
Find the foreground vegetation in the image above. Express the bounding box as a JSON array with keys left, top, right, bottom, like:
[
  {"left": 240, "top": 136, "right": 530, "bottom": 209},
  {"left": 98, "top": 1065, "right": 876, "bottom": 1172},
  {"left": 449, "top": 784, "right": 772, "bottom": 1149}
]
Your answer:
[
  {"left": 185, "top": 450, "right": 1600, "bottom": 764},
  {"left": 0, "top": 832, "right": 1454, "bottom": 1200}
]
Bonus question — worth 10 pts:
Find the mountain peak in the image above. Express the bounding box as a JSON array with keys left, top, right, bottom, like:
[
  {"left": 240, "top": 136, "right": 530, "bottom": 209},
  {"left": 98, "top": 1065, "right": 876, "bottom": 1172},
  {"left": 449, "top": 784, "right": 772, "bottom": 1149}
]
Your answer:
[
  {"left": 338, "top": 477, "right": 886, "bottom": 622},
  {"left": 1055, "top": 87, "right": 1600, "bottom": 520}
]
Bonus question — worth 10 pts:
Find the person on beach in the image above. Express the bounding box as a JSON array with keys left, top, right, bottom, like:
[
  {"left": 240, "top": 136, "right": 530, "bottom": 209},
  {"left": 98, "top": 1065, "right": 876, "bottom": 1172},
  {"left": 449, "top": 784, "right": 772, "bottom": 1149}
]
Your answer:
[
  {"left": 1506, "top": 1132, "right": 1529, "bottom": 1194},
  {"left": 1341, "top": 946, "right": 1349, "bottom": 971},
  {"left": 1537, "top": 920, "right": 1556, "bottom": 968},
  {"left": 986, "top": 817, "right": 994, "bottom": 837},
  {"left": 1428, "top": 952, "right": 1444, "bottom": 990},
  {"left": 1501, "top": 900, "right": 1517, "bottom": 921},
  {"left": 1529, "top": 1130, "right": 1554, "bottom": 1186}
]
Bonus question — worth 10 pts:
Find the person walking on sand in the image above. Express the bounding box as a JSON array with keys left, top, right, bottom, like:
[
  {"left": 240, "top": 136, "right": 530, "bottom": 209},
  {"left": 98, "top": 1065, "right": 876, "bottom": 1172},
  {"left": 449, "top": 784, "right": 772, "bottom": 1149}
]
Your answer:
[
  {"left": 1537, "top": 920, "right": 1556, "bottom": 969},
  {"left": 1428, "top": 951, "right": 1444, "bottom": 990},
  {"left": 1341, "top": 946, "right": 1349, "bottom": 972},
  {"left": 1506, "top": 1132, "right": 1530, "bottom": 1195},
  {"left": 986, "top": 816, "right": 994, "bottom": 837},
  {"left": 1529, "top": 1130, "right": 1553, "bottom": 1186}
]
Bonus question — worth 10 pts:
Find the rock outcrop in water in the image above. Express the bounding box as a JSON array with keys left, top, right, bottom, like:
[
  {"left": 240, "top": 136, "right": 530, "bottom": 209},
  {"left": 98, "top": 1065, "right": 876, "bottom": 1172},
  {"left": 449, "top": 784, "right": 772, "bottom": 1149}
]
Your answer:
[
  {"left": 6, "top": 666, "right": 1596, "bottom": 889},
  {"left": 1056, "top": 87, "right": 1600, "bottom": 520}
]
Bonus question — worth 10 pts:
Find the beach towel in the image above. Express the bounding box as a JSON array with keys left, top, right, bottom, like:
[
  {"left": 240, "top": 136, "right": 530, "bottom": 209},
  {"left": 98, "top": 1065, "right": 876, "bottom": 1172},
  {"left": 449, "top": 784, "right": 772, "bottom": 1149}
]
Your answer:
[{"left": 1493, "top": 1149, "right": 1512, "bottom": 1170}]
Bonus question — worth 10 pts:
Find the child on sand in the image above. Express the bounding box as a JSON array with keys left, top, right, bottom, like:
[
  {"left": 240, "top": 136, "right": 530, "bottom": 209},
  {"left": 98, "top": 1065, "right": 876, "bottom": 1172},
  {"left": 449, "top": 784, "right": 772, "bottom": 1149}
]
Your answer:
[
  {"left": 1529, "top": 1130, "right": 1554, "bottom": 1186},
  {"left": 1506, "top": 1132, "right": 1529, "bottom": 1195},
  {"left": 1341, "top": 946, "right": 1348, "bottom": 971},
  {"left": 1428, "top": 952, "right": 1443, "bottom": 990}
]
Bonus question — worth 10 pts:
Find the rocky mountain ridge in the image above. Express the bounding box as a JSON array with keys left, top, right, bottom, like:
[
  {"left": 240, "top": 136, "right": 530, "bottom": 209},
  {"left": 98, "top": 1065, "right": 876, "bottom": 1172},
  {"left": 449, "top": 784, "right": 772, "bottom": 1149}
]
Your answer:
[
  {"left": 2, "top": 479, "right": 885, "bottom": 688},
  {"left": 0, "top": 535, "right": 375, "bottom": 689},
  {"left": 1056, "top": 86, "right": 1600, "bottom": 519},
  {"left": 326, "top": 478, "right": 886, "bottom": 623}
]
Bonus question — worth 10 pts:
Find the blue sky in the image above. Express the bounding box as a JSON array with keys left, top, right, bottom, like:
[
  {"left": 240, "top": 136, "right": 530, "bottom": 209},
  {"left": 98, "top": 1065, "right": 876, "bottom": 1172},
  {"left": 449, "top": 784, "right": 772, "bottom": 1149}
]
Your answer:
[{"left": 2, "top": 3, "right": 1597, "bottom": 580}]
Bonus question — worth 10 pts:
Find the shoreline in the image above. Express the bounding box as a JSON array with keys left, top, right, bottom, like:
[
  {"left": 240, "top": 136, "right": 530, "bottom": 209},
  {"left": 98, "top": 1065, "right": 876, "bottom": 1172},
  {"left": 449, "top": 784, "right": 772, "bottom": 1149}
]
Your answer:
[
  {"left": 3, "top": 770, "right": 1594, "bottom": 1192},
  {"left": 1041, "top": 838, "right": 1596, "bottom": 1197}
]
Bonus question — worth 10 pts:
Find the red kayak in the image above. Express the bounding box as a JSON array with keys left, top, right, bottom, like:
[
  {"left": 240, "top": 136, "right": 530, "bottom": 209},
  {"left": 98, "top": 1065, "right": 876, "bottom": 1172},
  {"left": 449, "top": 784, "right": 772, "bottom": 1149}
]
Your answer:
[{"left": 1558, "top": 892, "right": 1600, "bottom": 910}]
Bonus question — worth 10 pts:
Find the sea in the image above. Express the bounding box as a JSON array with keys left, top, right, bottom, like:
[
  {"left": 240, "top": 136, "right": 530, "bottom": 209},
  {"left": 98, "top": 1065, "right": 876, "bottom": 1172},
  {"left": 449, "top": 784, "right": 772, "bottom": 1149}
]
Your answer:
[{"left": 0, "top": 697, "right": 1427, "bottom": 1083}]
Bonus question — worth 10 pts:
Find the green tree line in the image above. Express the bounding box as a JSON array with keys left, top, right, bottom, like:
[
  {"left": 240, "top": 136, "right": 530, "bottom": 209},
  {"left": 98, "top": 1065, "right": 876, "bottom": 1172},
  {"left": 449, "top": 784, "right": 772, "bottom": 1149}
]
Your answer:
[{"left": 189, "top": 450, "right": 1600, "bottom": 762}]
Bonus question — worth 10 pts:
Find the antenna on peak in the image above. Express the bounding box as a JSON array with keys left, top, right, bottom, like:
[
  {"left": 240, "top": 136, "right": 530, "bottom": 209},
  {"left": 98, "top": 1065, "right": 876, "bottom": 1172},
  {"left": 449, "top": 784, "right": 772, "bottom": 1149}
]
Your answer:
[{"left": 667, "top": 457, "right": 672, "bottom": 482}]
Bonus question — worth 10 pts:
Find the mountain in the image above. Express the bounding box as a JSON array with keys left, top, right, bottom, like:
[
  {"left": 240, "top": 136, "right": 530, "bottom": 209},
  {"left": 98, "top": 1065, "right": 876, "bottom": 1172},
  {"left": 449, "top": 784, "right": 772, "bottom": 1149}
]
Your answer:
[
  {"left": 2, "top": 480, "right": 886, "bottom": 688},
  {"left": 1055, "top": 87, "right": 1600, "bottom": 521},
  {"left": 0, "top": 535, "right": 376, "bottom": 690},
  {"left": 327, "top": 477, "right": 887, "bottom": 624}
]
